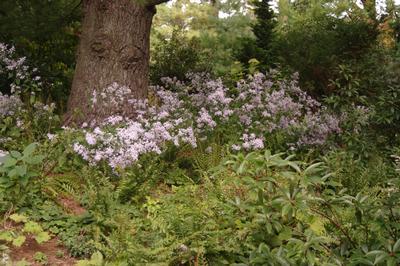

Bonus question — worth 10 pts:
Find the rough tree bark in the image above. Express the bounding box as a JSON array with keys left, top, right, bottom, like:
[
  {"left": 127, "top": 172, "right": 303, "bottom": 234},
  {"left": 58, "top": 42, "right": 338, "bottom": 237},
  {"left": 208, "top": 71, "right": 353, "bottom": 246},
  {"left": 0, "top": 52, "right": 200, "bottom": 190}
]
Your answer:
[{"left": 66, "top": 0, "right": 168, "bottom": 125}]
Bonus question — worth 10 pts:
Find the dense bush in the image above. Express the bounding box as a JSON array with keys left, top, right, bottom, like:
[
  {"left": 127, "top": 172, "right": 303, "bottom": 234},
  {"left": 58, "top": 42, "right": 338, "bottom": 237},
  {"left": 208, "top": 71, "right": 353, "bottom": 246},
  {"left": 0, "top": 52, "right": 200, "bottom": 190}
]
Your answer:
[{"left": 150, "top": 30, "right": 212, "bottom": 85}]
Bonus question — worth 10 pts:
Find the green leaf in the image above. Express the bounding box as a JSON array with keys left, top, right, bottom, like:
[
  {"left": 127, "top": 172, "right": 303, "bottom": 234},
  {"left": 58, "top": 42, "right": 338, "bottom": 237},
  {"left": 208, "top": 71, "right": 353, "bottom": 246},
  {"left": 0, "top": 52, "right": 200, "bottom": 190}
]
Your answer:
[
  {"left": 19, "top": 175, "right": 30, "bottom": 187},
  {"left": 287, "top": 161, "right": 301, "bottom": 173},
  {"left": 9, "top": 213, "right": 28, "bottom": 223},
  {"left": 304, "top": 162, "right": 323, "bottom": 175},
  {"left": 91, "top": 251, "right": 104, "bottom": 264},
  {"left": 282, "top": 204, "right": 292, "bottom": 217},
  {"left": 24, "top": 155, "right": 44, "bottom": 165},
  {"left": 8, "top": 168, "right": 18, "bottom": 178},
  {"left": 23, "top": 221, "right": 43, "bottom": 234},
  {"left": 374, "top": 253, "right": 388, "bottom": 264},
  {"left": 10, "top": 151, "right": 22, "bottom": 159},
  {"left": 0, "top": 154, "right": 8, "bottom": 164},
  {"left": 23, "top": 143, "right": 37, "bottom": 157},
  {"left": 3, "top": 156, "right": 17, "bottom": 168},
  {"left": 35, "top": 231, "right": 50, "bottom": 244},
  {"left": 0, "top": 230, "right": 14, "bottom": 242},
  {"left": 393, "top": 239, "right": 400, "bottom": 252},
  {"left": 12, "top": 235, "right": 26, "bottom": 247},
  {"left": 16, "top": 165, "right": 27, "bottom": 177},
  {"left": 310, "top": 218, "right": 325, "bottom": 235},
  {"left": 278, "top": 227, "right": 292, "bottom": 241}
]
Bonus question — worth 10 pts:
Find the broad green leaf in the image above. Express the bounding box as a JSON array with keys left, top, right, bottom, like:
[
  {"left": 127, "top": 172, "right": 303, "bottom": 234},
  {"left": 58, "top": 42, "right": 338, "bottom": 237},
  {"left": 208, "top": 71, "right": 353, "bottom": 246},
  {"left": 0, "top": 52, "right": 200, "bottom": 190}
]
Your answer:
[
  {"left": 12, "top": 235, "right": 26, "bottom": 247},
  {"left": 386, "top": 257, "right": 397, "bottom": 266},
  {"left": 16, "top": 165, "right": 27, "bottom": 177},
  {"left": 91, "top": 251, "right": 104, "bottom": 264},
  {"left": 282, "top": 204, "right": 292, "bottom": 217},
  {"left": 10, "top": 151, "right": 22, "bottom": 159},
  {"left": 3, "top": 156, "right": 17, "bottom": 168},
  {"left": 8, "top": 168, "right": 18, "bottom": 178},
  {"left": 287, "top": 161, "right": 301, "bottom": 173},
  {"left": 367, "top": 250, "right": 386, "bottom": 256},
  {"left": 24, "top": 155, "right": 44, "bottom": 165},
  {"left": 0, "top": 176, "right": 9, "bottom": 184},
  {"left": 0, "top": 157, "right": 6, "bottom": 167},
  {"left": 23, "top": 143, "right": 37, "bottom": 157},
  {"left": 278, "top": 227, "right": 292, "bottom": 241}
]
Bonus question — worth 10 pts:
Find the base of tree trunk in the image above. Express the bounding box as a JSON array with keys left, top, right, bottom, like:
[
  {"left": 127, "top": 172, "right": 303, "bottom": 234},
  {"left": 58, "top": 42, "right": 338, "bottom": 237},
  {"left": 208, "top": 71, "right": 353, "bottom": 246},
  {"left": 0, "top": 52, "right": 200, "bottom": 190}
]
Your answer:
[{"left": 66, "top": 0, "right": 156, "bottom": 125}]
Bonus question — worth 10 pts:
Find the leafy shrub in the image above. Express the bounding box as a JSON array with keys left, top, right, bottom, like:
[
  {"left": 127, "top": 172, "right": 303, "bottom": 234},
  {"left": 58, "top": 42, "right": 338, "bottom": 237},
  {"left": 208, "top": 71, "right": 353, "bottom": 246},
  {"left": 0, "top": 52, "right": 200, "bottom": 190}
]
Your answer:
[
  {"left": 0, "top": 143, "right": 44, "bottom": 211},
  {"left": 220, "top": 150, "right": 400, "bottom": 265},
  {"left": 150, "top": 30, "right": 212, "bottom": 85},
  {"left": 274, "top": 3, "right": 378, "bottom": 95},
  {"left": 73, "top": 148, "right": 400, "bottom": 265}
]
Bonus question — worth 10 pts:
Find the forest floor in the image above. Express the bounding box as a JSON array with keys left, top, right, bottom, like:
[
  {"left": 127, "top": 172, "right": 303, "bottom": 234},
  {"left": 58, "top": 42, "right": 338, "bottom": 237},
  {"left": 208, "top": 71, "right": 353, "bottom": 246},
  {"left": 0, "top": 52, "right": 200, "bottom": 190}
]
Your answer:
[{"left": 10, "top": 236, "right": 76, "bottom": 266}]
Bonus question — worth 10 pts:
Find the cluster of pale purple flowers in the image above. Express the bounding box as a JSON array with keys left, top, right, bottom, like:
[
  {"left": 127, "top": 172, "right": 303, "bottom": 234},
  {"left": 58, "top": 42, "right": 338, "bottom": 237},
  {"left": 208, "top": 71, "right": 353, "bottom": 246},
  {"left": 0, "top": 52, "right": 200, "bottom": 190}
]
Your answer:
[
  {"left": 74, "top": 72, "right": 342, "bottom": 169},
  {"left": 0, "top": 43, "right": 42, "bottom": 94},
  {"left": 74, "top": 88, "right": 197, "bottom": 168},
  {"left": 0, "top": 93, "right": 23, "bottom": 117}
]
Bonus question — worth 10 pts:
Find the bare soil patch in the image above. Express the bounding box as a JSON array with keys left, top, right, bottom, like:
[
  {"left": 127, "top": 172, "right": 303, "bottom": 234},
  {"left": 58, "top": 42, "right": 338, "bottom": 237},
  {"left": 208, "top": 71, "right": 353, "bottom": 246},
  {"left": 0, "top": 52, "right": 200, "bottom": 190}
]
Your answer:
[{"left": 10, "top": 235, "right": 76, "bottom": 266}]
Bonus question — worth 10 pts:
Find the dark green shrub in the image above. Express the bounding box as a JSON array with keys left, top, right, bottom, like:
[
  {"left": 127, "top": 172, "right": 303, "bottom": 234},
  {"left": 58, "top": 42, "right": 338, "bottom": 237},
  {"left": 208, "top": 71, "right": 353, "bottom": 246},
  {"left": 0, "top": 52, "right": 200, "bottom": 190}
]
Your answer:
[{"left": 150, "top": 30, "right": 212, "bottom": 85}]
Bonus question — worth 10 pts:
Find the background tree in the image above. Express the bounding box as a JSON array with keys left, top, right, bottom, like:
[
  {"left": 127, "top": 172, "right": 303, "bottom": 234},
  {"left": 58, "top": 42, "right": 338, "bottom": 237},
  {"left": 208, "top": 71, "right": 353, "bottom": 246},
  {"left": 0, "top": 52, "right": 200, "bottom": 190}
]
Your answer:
[
  {"left": 152, "top": 0, "right": 254, "bottom": 77},
  {"left": 235, "top": 0, "right": 276, "bottom": 71},
  {"left": 273, "top": 0, "right": 379, "bottom": 96}
]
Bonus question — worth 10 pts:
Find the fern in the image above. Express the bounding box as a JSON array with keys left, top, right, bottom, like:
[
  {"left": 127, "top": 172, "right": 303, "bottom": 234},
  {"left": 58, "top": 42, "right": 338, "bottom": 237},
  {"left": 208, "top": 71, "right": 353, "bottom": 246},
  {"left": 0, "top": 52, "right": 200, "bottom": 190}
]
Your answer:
[{"left": 42, "top": 173, "right": 81, "bottom": 198}]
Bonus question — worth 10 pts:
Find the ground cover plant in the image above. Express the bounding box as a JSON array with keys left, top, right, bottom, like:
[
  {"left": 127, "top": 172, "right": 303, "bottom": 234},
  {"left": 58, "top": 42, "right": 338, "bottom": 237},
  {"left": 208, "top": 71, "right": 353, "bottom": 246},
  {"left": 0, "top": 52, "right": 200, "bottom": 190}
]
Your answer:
[{"left": 1, "top": 0, "right": 400, "bottom": 265}]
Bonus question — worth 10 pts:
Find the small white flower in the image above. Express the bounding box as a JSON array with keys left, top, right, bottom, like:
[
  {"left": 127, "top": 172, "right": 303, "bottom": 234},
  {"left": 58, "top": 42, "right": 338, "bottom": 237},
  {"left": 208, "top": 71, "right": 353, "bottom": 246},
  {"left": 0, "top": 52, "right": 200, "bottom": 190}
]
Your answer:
[{"left": 47, "top": 133, "right": 56, "bottom": 141}]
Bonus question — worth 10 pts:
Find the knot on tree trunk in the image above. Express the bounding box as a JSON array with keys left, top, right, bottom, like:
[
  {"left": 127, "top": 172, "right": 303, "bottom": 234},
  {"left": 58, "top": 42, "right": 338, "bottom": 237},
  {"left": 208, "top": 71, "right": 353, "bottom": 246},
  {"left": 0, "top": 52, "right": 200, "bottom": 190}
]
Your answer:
[
  {"left": 90, "top": 33, "right": 112, "bottom": 59},
  {"left": 119, "top": 46, "right": 144, "bottom": 70}
]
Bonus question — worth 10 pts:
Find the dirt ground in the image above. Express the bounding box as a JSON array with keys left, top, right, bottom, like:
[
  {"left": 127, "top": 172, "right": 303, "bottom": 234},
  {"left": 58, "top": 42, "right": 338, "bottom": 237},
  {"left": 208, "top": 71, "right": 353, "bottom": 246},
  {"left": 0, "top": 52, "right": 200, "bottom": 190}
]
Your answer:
[{"left": 10, "top": 235, "right": 76, "bottom": 265}]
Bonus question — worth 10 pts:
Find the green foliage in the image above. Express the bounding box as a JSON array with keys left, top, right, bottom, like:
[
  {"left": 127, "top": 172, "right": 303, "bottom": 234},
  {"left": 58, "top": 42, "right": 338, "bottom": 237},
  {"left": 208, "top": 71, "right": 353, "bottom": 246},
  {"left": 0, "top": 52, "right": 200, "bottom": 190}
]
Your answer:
[
  {"left": 0, "top": 214, "right": 50, "bottom": 248},
  {"left": 76, "top": 251, "right": 104, "bottom": 266},
  {"left": 324, "top": 150, "right": 396, "bottom": 194},
  {"left": 0, "top": 143, "right": 44, "bottom": 210},
  {"left": 0, "top": 102, "right": 60, "bottom": 151},
  {"left": 29, "top": 200, "right": 94, "bottom": 257},
  {"left": 0, "top": 0, "right": 81, "bottom": 110},
  {"left": 273, "top": 0, "right": 378, "bottom": 95},
  {"left": 150, "top": 30, "right": 212, "bottom": 85},
  {"left": 152, "top": 0, "right": 254, "bottom": 77},
  {"left": 235, "top": 0, "right": 276, "bottom": 70},
  {"left": 34, "top": 252, "right": 48, "bottom": 265},
  {"left": 219, "top": 149, "right": 400, "bottom": 265},
  {"left": 1, "top": 1, "right": 400, "bottom": 265}
]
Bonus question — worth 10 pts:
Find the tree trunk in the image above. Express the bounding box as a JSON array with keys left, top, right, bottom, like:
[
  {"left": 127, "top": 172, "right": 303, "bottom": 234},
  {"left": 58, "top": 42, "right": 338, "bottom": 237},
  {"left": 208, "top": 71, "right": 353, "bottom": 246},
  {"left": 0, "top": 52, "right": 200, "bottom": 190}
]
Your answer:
[{"left": 66, "top": 0, "right": 156, "bottom": 125}]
